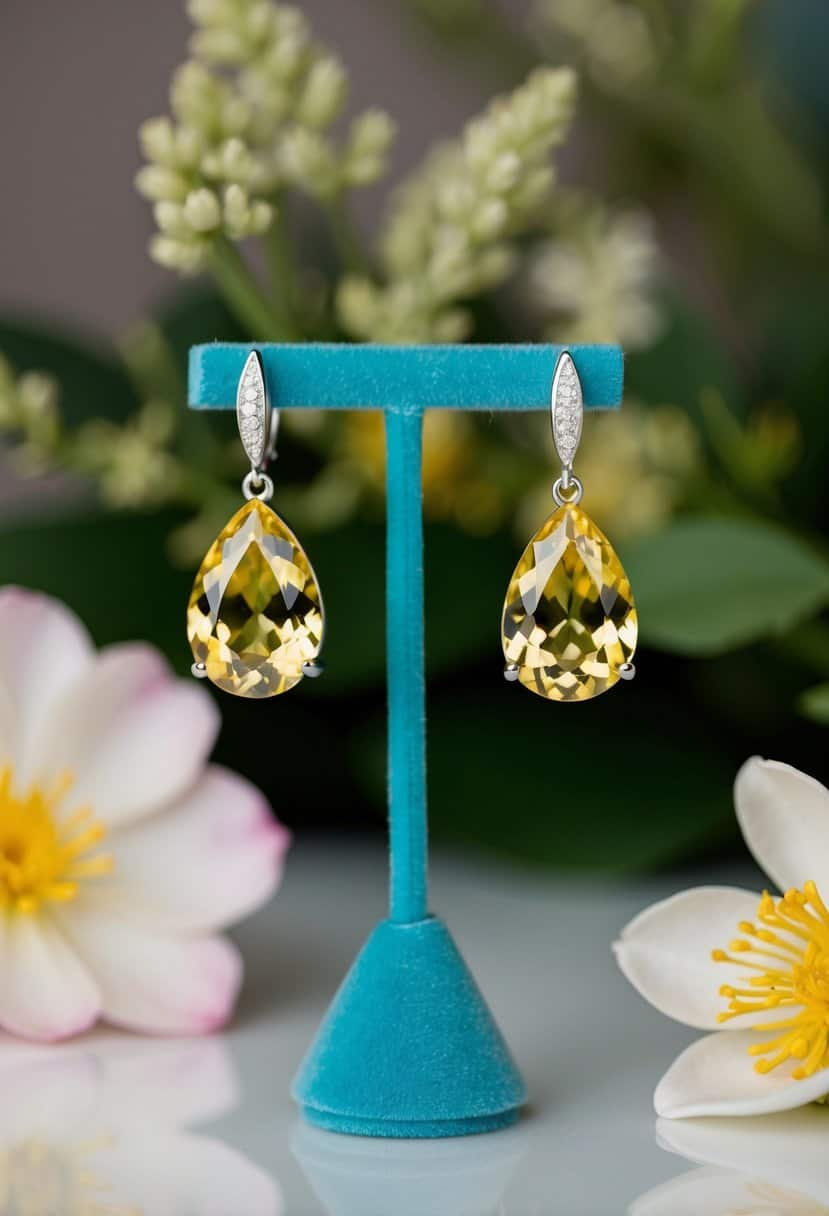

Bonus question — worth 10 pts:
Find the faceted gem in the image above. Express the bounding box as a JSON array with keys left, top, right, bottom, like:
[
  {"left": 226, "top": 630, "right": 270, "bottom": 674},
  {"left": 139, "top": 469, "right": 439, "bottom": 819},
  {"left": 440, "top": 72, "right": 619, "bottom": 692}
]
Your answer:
[
  {"left": 501, "top": 503, "right": 637, "bottom": 701},
  {"left": 187, "top": 499, "right": 324, "bottom": 698}
]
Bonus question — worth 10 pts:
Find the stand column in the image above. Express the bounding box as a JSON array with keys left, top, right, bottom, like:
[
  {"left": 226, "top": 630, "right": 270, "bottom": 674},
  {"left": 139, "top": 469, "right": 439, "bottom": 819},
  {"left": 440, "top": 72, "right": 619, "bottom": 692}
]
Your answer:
[{"left": 385, "top": 407, "right": 428, "bottom": 924}]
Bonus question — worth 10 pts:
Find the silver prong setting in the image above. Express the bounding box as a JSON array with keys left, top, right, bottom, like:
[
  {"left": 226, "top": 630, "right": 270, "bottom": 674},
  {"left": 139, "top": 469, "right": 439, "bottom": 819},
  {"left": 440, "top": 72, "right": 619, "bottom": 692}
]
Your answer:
[
  {"left": 302, "top": 659, "right": 325, "bottom": 679},
  {"left": 191, "top": 661, "right": 208, "bottom": 679},
  {"left": 503, "top": 663, "right": 520, "bottom": 682},
  {"left": 619, "top": 662, "right": 636, "bottom": 681}
]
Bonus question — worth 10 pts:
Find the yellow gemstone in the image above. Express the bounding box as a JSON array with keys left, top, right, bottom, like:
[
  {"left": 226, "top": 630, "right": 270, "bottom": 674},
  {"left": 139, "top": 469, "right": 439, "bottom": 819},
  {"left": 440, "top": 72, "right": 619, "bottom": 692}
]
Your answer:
[
  {"left": 187, "top": 499, "right": 324, "bottom": 698},
  {"left": 501, "top": 503, "right": 637, "bottom": 701}
]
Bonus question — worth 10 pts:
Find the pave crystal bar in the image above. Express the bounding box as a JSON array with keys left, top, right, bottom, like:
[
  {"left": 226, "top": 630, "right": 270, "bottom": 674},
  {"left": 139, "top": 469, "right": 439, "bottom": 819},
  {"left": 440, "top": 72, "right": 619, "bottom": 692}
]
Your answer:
[
  {"left": 550, "top": 350, "right": 583, "bottom": 471},
  {"left": 236, "top": 350, "right": 269, "bottom": 470}
]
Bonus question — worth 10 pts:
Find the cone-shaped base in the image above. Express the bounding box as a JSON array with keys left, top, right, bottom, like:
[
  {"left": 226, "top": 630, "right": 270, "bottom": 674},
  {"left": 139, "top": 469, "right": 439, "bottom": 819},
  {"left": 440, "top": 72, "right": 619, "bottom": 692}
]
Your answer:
[{"left": 292, "top": 917, "right": 526, "bottom": 1138}]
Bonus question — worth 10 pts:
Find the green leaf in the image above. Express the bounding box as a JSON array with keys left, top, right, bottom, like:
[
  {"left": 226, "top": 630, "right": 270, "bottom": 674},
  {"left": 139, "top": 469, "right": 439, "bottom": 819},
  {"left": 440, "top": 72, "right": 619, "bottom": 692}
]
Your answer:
[
  {"left": 799, "top": 683, "right": 829, "bottom": 726},
  {"left": 624, "top": 289, "right": 743, "bottom": 418},
  {"left": 624, "top": 517, "right": 829, "bottom": 655},
  {"left": 349, "top": 678, "right": 737, "bottom": 872},
  {"left": 0, "top": 317, "right": 139, "bottom": 424},
  {"left": 0, "top": 509, "right": 192, "bottom": 667}
]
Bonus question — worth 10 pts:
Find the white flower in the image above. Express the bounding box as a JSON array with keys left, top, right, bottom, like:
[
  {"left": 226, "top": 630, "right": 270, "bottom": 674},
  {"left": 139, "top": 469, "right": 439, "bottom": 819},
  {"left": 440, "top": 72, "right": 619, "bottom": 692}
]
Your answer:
[
  {"left": 615, "top": 757, "right": 829, "bottom": 1118},
  {"left": 0, "top": 587, "right": 289, "bottom": 1042},
  {"left": 0, "top": 1030, "right": 281, "bottom": 1212},
  {"left": 528, "top": 198, "right": 662, "bottom": 349}
]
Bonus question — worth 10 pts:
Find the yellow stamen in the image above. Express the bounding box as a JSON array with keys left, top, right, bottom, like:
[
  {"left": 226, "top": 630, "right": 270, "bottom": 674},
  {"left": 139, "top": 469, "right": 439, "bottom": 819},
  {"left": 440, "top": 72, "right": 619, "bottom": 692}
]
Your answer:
[
  {"left": 0, "top": 764, "right": 113, "bottom": 915},
  {"left": 714, "top": 881, "right": 829, "bottom": 1081}
]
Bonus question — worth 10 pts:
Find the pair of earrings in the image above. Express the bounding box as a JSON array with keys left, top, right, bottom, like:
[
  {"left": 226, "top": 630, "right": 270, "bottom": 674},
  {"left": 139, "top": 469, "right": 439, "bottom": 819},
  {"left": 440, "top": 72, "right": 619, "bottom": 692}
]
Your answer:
[{"left": 187, "top": 351, "right": 637, "bottom": 701}]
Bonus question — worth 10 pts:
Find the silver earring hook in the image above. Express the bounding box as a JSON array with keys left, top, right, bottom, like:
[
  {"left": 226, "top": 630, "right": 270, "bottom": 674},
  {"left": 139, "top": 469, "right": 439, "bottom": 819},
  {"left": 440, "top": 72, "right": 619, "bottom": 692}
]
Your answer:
[
  {"left": 237, "top": 350, "right": 278, "bottom": 502},
  {"left": 550, "top": 350, "right": 584, "bottom": 506}
]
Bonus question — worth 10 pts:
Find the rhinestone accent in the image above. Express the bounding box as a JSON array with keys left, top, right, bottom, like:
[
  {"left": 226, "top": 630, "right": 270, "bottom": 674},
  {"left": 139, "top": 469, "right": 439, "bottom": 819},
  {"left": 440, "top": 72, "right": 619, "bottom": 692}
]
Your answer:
[
  {"left": 236, "top": 351, "right": 269, "bottom": 470},
  {"left": 551, "top": 351, "right": 583, "bottom": 471}
]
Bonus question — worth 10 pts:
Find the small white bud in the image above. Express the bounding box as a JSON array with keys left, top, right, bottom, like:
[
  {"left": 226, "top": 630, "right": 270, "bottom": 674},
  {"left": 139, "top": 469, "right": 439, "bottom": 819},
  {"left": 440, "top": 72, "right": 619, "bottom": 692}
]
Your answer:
[
  {"left": 280, "top": 128, "right": 339, "bottom": 198},
  {"left": 485, "top": 151, "right": 521, "bottom": 193},
  {"left": 183, "top": 187, "right": 222, "bottom": 232},
  {"left": 187, "top": 0, "right": 228, "bottom": 24},
  {"left": 348, "top": 110, "right": 396, "bottom": 157},
  {"left": 469, "top": 198, "right": 508, "bottom": 242},
  {"left": 135, "top": 165, "right": 190, "bottom": 203},
  {"left": 190, "top": 27, "right": 248, "bottom": 65},
  {"left": 248, "top": 199, "right": 274, "bottom": 235},
  {"left": 174, "top": 125, "right": 204, "bottom": 169},
  {"left": 201, "top": 136, "right": 256, "bottom": 183},
  {"left": 247, "top": 2, "right": 275, "bottom": 41},
  {"left": 149, "top": 234, "right": 207, "bottom": 273},
  {"left": 139, "top": 117, "right": 177, "bottom": 167},
  {"left": 297, "top": 57, "right": 347, "bottom": 128},
  {"left": 221, "top": 95, "right": 252, "bottom": 137},
  {"left": 154, "top": 200, "right": 189, "bottom": 238},
  {"left": 222, "top": 183, "right": 250, "bottom": 234}
]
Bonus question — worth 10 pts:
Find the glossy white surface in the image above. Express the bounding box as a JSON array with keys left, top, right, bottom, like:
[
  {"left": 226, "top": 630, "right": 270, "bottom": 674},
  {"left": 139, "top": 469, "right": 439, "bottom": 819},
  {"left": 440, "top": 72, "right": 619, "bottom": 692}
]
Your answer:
[{"left": 3, "top": 841, "right": 824, "bottom": 1214}]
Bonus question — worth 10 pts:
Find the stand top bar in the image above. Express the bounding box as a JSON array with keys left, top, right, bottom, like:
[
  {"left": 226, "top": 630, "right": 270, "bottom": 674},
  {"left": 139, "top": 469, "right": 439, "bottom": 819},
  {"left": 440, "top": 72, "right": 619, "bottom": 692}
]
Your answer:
[{"left": 189, "top": 343, "right": 623, "bottom": 411}]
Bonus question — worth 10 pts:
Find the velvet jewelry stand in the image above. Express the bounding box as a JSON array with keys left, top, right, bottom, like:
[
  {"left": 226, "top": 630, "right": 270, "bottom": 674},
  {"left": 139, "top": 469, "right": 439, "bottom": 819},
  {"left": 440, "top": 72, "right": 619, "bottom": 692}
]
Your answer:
[{"left": 189, "top": 343, "right": 624, "bottom": 1138}]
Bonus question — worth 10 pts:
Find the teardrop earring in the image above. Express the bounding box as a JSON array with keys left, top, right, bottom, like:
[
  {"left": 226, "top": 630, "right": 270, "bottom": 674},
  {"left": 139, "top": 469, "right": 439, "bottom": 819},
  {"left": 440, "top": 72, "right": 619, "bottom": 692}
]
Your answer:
[
  {"left": 187, "top": 351, "right": 325, "bottom": 698},
  {"left": 500, "top": 351, "right": 637, "bottom": 702}
]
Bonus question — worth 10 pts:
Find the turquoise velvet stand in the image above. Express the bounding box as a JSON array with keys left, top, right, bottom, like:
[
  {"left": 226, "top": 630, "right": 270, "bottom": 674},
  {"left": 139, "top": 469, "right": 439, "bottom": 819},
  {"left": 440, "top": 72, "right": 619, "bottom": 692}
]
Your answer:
[{"left": 189, "top": 343, "right": 624, "bottom": 1138}]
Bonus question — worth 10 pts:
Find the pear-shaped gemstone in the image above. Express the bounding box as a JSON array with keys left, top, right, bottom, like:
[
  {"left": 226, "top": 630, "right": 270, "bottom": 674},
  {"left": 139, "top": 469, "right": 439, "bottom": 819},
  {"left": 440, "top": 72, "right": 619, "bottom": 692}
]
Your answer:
[
  {"left": 187, "top": 499, "right": 324, "bottom": 698},
  {"left": 501, "top": 503, "right": 637, "bottom": 701}
]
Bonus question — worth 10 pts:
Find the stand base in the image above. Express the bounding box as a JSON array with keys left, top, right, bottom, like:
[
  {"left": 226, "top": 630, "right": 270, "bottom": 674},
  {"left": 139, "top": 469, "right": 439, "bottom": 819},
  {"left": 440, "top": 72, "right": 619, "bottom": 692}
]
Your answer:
[{"left": 291, "top": 917, "right": 526, "bottom": 1139}]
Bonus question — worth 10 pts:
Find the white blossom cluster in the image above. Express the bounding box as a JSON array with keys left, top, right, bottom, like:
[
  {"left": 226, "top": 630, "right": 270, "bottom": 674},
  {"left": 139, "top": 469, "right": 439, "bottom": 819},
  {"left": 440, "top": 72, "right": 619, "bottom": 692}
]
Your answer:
[
  {"left": 0, "top": 356, "right": 61, "bottom": 463},
  {"left": 0, "top": 355, "right": 182, "bottom": 509},
  {"left": 528, "top": 193, "right": 662, "bottom": 349},
  {"left": 136, "top": 0, "right": 395, "bottom": 272},
  {"left": 75, "top": 401, "right": 184, "bottom": 510},
  {"left": 337, "top": 67, "right": 578, "bottom": 343}
]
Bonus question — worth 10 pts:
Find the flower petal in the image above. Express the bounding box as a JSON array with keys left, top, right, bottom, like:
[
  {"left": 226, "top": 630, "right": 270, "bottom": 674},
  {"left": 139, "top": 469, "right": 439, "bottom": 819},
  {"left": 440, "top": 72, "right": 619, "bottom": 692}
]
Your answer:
[
  {"left": 0, "top": 588, "right": 94, "bottom": 781},
  {"left": 735, "top": 756, "right": 829, "bottom": 896},
  {"left": 37, "top": 642, "right": 219, "bottom": 829},
  {"left": 654, "top": 1030, "right": 829, "bottom": 1118},
  {"left": 614, "top": 887, "right": 768, "bottom": 1031},
  {"left": 59, "top": 904, "right": 242, "bottom": 1034},
  {"left": 113, "top": 766, "right": 290, "bottom": 932},
  {"left": 0, "top": 914, "right": 100, "bottom": 1042}
]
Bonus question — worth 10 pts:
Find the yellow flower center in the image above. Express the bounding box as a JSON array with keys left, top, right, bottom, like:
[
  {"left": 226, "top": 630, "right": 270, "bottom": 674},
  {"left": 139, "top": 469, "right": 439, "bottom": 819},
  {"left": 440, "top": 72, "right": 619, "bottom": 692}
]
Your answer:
[
  {"left": 0, "top": 766, "right": 112, "bottom": 915},
  {"left": 713, "top": 883, "right": 829, "bottom": 1080}
]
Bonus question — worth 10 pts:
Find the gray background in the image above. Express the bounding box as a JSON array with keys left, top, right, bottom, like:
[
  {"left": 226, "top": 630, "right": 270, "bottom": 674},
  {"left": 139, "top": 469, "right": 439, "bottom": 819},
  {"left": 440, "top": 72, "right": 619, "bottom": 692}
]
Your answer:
[{"left": 0, "top": 0, "right": 517, "bottom": 337}]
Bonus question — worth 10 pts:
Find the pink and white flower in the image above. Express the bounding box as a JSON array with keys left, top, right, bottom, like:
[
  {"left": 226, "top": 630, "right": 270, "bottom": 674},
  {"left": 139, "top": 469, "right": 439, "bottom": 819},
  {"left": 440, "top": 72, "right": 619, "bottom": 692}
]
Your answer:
[
  {"left": 0, "top": 587, "right": 289, "bottom": 1041},
  {"left": 615, "top": 757, "right": 829, "bottom": 1119}
]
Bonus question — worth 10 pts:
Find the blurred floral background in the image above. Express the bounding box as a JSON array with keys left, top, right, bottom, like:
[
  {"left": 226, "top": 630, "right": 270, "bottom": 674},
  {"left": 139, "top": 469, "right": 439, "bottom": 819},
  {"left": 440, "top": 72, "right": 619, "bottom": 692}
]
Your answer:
[{"left": 1, "top": 0, "right": 827, "bottom": 873}]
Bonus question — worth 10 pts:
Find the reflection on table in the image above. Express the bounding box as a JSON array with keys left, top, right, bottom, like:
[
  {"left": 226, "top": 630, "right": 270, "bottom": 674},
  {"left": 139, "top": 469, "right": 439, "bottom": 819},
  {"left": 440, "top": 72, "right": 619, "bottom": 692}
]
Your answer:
[
  {"left": 630, "top": 1107, "right": 829, "bottom": 1215},
  {"left": 0, "top": 1030, "right": 280, "bottom": 1214},
  {"left": 293, "top": 1121, "right": 527, "bottom": 1216}
]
